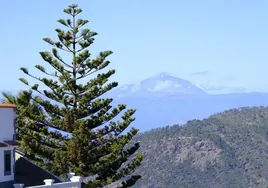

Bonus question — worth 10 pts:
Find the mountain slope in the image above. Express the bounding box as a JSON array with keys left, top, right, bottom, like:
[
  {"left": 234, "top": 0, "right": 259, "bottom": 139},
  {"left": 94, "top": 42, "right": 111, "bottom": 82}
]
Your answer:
[{"left": 132, "top": 106, "right": 268, "bottom": 188}]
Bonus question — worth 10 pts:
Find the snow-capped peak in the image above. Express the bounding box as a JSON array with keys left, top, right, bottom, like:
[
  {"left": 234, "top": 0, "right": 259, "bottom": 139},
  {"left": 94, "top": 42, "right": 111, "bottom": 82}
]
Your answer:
[{"left": 108, "top": 73, "right": 207, "bottom": 98}]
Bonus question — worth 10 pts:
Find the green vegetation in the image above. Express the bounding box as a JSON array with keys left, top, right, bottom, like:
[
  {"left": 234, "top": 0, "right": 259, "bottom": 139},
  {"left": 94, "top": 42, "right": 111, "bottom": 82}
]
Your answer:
[
  {"left": 132, "top": 106, "right": 268, "bottom": 188},
  {"left": 3, "top": 4, "right": 142, "bottom": 188},
  {"left": 2, "top": 4, "right": 267, "bottom": 188}
]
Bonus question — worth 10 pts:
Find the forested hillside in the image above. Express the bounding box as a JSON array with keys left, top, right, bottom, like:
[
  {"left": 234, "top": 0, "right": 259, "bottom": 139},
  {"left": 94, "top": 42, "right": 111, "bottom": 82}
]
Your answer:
[{"left": 132, "top": 106, "right": 268, "bottom": 188}]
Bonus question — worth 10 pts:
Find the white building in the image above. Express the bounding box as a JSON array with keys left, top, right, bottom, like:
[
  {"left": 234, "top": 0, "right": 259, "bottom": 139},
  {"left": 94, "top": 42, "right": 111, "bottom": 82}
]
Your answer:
[
  {"left": 0, "top": 103, "right": 18, "bottom": 187},
  {"left": 0, "top": 103, "right": 82, "bottom": 188}
]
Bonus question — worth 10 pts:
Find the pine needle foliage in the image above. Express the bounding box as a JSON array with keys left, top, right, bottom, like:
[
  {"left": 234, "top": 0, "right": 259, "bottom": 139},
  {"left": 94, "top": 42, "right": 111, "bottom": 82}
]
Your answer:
[{"left": 7, "top": 4, "right": 143, "bottom": 187}]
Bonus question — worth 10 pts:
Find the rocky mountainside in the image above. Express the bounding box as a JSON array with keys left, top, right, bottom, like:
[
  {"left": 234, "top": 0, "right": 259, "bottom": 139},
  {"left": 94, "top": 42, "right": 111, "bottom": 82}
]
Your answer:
[{"left": 132, "top": 106, "right": 268, "bottom": 188}]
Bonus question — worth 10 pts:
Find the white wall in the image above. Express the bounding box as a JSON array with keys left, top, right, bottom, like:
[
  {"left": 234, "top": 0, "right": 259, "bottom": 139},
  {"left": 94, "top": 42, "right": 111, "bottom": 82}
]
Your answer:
[
  {"left": 0, "top": 108, "right": 15, "bottom": 142},
  {"left": 0, "top": 107, "right": 16, "bottom": 182},
  {"left": 0, "top": 147, "right": 15, "bottom": 182}
]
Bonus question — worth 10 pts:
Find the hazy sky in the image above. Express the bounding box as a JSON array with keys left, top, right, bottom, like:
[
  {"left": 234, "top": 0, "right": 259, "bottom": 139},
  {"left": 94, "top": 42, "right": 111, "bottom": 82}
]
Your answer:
[{"left": 1, "top": 0, "right": 268, "bottom": 93}]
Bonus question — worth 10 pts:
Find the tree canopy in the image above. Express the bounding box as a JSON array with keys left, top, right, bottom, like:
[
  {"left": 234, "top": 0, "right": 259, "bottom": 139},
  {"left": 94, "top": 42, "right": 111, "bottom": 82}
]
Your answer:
[{"left": 3, "top": 4, "right": 143, "bottom": 187}]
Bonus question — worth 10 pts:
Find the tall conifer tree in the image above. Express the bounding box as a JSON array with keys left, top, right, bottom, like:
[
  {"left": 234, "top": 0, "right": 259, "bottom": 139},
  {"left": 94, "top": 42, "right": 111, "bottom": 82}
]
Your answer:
[{"left": 11, "top": 4, "right": 143, "bottom": 187}]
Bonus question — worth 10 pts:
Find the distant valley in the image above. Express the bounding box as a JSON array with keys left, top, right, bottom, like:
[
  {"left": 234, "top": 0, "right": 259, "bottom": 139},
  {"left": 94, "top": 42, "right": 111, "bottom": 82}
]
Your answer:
[{"left": 108, "top": 73, "right": 268, "bottom": 131}]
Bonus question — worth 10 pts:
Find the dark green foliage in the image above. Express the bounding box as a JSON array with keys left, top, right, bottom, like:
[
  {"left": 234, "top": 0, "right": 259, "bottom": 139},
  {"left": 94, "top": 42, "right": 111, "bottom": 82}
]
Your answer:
[
  {"left": 132, "top": 106, "right": 268, "bottom": 188},
  {"left": 3, "top": 4, "right": 142, "bottom": 187}
]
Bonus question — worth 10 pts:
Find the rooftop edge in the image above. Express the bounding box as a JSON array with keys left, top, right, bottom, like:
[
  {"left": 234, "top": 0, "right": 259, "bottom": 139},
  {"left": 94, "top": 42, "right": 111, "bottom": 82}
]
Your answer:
[{"left": 0, "top": 103, "right": 17, "bottom": 108}]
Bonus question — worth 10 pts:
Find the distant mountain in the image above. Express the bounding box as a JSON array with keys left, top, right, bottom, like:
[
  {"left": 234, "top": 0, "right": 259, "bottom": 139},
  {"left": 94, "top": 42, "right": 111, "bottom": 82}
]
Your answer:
[
  {"left": 107, "top": 72, "right": 207, "bottom": 98},
  {"left": 132, "top": 106, "right": 268, "bottom": 188},
  {"left": 108, "top": 73, "right": 268, "bottom": 131}
]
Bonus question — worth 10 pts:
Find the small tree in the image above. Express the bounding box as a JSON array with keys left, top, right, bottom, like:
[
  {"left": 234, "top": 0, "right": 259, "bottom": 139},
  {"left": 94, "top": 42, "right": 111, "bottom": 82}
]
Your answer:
[{"left": 15, "top": 4, "right": 143, "bottom": 187}]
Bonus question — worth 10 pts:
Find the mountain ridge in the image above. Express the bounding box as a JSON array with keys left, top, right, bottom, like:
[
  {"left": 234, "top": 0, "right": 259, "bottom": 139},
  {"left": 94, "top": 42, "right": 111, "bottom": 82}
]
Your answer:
[{"left": 132, "top": 106, "right": 268, "bottom": 188}]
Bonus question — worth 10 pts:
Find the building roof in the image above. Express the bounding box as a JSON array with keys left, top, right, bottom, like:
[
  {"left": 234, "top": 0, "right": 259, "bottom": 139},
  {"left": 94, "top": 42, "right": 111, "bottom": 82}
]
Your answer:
[
  {"left": 0, "top": 103, "right": 16, "bottom": 109},
  {"left": 0, "top": 141, "right": 19, "bottom": 148},
  {"left": 0, "top": 142, "right": 7, "bottom": 147},
  {"left": 4, "top": 140, "right": 19, "bottom": 146},
  {"left": 15, "top": 151, "right": 63, "bottom": 186}
]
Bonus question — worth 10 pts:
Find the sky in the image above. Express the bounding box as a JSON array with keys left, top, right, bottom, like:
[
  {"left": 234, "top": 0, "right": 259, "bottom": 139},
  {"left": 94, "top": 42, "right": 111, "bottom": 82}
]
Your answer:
[{"left": 1, "top": 0, "right": 268, "bottom": 94}]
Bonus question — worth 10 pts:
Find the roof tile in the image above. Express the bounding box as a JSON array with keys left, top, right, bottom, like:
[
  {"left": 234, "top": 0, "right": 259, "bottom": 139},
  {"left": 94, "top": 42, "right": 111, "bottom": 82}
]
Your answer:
[
  {"left": 4, "top": 140, "right": 19, "bottom": 146},
  {"left": 0, "top": 103, "right": 17, "bottom": 108},
  {"left": 0, "top": 142, "right": 8, "bottom": 147}
]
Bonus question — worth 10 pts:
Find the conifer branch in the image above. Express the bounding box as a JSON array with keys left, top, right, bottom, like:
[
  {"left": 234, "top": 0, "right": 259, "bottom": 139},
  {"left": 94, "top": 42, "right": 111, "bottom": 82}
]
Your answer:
[{"left": 51, "top": 48, "right": 73, "bottom": 69}]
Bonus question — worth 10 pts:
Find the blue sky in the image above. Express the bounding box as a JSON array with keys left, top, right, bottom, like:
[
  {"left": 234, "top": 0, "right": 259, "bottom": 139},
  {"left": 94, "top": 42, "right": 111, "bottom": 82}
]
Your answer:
[{"left": 1, "top": 0, "right": 268, "bottom": 94}]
